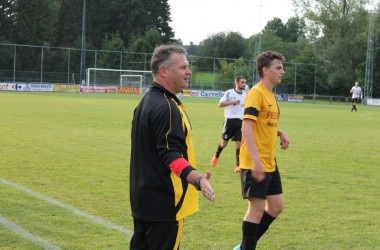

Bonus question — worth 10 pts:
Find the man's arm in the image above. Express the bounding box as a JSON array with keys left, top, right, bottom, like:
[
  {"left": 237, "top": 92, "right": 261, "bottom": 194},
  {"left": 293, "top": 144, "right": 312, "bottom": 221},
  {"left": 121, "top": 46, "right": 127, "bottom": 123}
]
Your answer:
[
  {"left": 218, "top": 90, "right": 240, "bottom": 107},
  {"left": 241, "top": 119, "right": 265, "bottom": 182},
  {"left": 168, "top": 157, "right": 215, "bottom": 202},
  {"left": 219, "top": 99, "right": 240, "bottom": 107},
  {"left": 150, "top": 98, "right": 215, "bottom": 201},
  {"left": 186, "top": 170, "right": 215, "bottom": 202},
  {"left": 278, "top": 129, "right": 290, "bottom": 150}
]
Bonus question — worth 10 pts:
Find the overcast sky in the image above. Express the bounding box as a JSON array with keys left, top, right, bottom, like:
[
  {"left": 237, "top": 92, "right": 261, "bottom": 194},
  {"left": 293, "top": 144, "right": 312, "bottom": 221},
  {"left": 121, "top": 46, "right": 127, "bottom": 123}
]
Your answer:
[{"left": 168, "top": 0, "right": 296, "bottom": 45}]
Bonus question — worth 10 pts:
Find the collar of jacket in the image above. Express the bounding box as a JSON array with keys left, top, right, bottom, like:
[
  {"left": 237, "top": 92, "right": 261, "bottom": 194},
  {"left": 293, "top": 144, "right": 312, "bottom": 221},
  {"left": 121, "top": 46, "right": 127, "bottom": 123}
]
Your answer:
[{"left": 151, "top": 82, "right": 182, "bottom": 105}]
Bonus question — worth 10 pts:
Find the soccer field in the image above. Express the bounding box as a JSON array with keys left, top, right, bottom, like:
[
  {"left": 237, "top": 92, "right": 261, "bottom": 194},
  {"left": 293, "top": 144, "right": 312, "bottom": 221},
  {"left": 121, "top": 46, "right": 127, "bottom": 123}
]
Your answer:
[{"left": 0, "top": 92, "right": 379, "bottom": 249}]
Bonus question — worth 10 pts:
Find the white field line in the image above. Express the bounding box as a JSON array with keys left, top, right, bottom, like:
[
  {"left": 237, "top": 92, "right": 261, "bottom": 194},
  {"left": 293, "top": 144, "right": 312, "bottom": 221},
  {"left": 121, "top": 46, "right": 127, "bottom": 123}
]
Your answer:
[
  {"left": 0, "top": 214, "right": 61, "bottom": 250},
  {"left": 0, "top": 178, "right": 133, "bottom": 236}
]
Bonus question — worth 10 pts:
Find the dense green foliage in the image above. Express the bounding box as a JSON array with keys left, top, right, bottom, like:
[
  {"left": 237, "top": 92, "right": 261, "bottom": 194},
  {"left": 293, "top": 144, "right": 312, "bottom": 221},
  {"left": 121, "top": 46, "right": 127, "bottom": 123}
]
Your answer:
[
  {"left": 0, "top": 92, "right": 379, "bottom": 249},
  {"left": 0, "top": 0, "right": 173, "bottom": 50}
]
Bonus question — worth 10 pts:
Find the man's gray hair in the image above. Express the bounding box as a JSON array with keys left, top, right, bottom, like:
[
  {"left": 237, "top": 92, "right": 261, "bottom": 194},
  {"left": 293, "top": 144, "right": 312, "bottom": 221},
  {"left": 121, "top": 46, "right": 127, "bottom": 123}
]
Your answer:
[{"left": 151, "top": 44, "right": 187, "bottom": 77}]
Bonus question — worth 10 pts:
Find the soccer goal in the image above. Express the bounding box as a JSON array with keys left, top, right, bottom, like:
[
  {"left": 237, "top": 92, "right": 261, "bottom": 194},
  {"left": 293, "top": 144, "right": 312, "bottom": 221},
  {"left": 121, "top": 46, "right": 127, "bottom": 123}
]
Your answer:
[
  {"left": 85, "top": 68, "right": 152, "bottom": 93},
  {"left": 120, "top": 75, "right": 143, "bottom": 88}
]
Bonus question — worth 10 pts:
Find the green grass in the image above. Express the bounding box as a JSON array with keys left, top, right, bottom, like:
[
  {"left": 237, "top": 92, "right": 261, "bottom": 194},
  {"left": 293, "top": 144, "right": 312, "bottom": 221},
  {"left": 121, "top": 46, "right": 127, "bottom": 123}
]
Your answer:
[
  {"left": 193, "top": 71, "right": 214, "bottom": 82},
  {"left": 0, "top": 92, "right": 379, "bottom": 249}
]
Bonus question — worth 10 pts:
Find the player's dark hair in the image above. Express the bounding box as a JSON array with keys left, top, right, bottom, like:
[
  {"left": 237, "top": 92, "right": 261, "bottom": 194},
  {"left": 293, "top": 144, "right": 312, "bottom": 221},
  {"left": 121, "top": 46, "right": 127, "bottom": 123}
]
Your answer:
[
  {"left": 151, "top": 44, "right": 188, "bottom": 77},
  {"left": 235, "top": 76, "right": 246, "bottom": 84},
  {"left": 256, "top": 51, "right": 285, "bottom": 78}
]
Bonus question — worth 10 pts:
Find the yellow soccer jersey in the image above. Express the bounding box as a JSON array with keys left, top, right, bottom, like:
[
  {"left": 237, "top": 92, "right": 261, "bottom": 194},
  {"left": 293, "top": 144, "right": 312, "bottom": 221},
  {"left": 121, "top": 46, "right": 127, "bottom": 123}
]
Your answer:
[
  {"left": 172, "top": 101, "right": 199, "bottom": 221},
  {"left": 240, "top": 83, "right": 279, "bottom": 172}
]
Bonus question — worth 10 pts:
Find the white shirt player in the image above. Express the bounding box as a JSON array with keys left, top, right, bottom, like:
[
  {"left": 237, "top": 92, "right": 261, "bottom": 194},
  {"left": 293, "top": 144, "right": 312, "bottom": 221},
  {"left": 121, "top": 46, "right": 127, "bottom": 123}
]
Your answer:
[
  {"left": 219, "top": 89, "right": 246, "bottom": 120},
  {"left": 350, "top": 82, "right": 362, "bottom": 98},
  {"left": 244, "top": 84, "right": 250, "bottom": 93}
]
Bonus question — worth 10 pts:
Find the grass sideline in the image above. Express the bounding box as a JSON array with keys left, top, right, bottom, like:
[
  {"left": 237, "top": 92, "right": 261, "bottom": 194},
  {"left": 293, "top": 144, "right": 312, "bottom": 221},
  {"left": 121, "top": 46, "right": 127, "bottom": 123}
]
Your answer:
[{"left": 0, "top": 91, "right": 379, "bottom": 249}]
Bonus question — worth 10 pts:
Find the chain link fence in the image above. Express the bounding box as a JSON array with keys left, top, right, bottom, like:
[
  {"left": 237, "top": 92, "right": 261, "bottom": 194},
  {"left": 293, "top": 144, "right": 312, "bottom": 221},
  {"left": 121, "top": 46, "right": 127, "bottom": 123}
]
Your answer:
[{"left": 1, "top": 43, "right": 319, "bottom": 94}]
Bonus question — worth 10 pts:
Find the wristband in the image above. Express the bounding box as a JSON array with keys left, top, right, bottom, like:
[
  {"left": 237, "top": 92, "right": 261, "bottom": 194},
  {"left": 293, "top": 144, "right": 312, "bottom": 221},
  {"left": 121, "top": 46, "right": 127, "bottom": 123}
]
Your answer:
[{"left": 194, "top": 176, "right": 203, "bottom": 191}]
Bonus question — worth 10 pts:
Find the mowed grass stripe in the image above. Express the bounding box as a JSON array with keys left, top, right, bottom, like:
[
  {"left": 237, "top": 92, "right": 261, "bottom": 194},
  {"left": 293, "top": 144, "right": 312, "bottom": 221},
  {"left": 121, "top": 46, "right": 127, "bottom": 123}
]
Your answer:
[
  {"left": 0, "top": 178, "right": 133, "bottom": 236},
  {"left": 0, "top": 214, "right": 61, "bottom": 250}
]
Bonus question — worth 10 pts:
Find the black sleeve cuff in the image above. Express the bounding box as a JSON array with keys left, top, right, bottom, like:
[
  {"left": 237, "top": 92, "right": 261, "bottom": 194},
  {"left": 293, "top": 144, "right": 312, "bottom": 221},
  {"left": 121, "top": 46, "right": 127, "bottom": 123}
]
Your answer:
[{"left": 179, "top": 166, "right": 195, "bottom": 180}]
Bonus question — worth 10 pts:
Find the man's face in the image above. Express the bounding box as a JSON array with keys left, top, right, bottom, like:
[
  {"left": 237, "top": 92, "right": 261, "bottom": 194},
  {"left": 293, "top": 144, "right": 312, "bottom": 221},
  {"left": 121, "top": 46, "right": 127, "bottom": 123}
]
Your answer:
[
  {"left": 166, "top": 53, "right": 192, "bottom": 93},
  {"left": 237, "top": 78, "right": 247, "bottom": 90},
  {"left": 264, "top": 59, "right": 285, "bottom": 84}
]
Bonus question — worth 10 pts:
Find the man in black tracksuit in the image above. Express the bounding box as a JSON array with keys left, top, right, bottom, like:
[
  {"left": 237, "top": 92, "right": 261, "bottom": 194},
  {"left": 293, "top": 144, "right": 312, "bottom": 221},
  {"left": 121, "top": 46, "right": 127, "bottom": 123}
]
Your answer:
[{"left": 129, "top": 44, "right": 215, "bottom": 250}]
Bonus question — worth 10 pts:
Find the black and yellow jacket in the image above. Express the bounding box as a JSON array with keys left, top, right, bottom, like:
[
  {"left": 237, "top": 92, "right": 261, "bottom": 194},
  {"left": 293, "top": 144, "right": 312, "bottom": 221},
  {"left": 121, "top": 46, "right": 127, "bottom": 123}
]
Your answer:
[{"left": 130, "top": 82, "right": 199, "bottom": 221}]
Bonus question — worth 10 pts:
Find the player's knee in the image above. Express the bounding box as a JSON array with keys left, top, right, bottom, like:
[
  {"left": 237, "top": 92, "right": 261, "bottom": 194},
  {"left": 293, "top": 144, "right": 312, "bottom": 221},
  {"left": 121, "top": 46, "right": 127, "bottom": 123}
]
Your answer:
[
  {"left": 249, "top": 208, "right": 265, "bottom": 222},
  {"left": 272, "top": 203, "right": 284, "bottom": 216},
  {"left": 267, "top": 202, "right": 284, "bottom": 217},
  {"left": 277, "top": 203, "right": 284, "bottom": 214}
]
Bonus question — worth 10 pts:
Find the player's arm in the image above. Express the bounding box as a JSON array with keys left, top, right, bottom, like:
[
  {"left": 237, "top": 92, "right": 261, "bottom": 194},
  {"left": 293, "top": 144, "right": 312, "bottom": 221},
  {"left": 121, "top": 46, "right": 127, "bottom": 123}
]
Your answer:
[
  {"left": 241, "top": 119, "right": 265, "bottom": 181},
  {"left": 218, "top": 90, "right": 239, "bottom": 107},
  {"left": 153, "top": 101, "right": 215, "bottom": 201},
  {"left": 278, "top": 129, "right": 290, "bottom": 150},
  {"left": 168, "top": 158, "right": 215, "bottom": 202},
  {"left": 219, "top": 99, "right": 240, "bottom": 107},
  {"left": 187, "top": 169, "right": 215, "bottom": 202}
]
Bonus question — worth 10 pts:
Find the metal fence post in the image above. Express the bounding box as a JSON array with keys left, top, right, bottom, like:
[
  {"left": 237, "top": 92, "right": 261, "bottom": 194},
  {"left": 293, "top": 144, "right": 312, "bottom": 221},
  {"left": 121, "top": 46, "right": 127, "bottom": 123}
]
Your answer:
[
  {"left": 67, "top": 48, "right": 71, "bottom": 84},
  {"left": 13, "top": 45, "right": 16, "bottom": 83},
  {"left": 294, "top": 63, "right": 297, "bottom": 95},
  {"left": 41, "top": 47, "right": 44, "bottom": 84},
  {"left": 212, "top": 58, "right": 215, "bottom": 90}
]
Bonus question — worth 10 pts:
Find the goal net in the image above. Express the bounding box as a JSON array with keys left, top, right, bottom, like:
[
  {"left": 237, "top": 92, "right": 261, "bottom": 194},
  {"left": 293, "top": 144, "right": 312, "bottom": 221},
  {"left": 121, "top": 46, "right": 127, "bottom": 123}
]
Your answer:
[
  {"left": 120, "top": 75, "right": 143, "bottom": 88},
  {"left": 85, "top": 68, "right": 153, "bottom": 93}
]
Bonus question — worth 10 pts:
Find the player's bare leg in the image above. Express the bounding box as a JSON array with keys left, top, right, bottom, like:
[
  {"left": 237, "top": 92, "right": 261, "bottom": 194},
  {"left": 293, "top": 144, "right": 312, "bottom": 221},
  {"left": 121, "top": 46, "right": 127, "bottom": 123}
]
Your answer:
[
  {"left": 257, "top": 194, "right": 283, "bottom": 240},
  {"left": 239, "top": 198, "right": 266, "bottom": 250}
]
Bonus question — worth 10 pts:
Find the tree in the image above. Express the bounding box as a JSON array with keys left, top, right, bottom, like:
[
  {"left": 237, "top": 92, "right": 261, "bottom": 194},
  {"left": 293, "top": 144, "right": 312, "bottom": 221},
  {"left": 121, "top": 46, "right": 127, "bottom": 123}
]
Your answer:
[
  {"left": 11, "top": 0, "right": 59, "bottom": 73},
  {"left": 264, "top": 17, "right": 306, "bottom": 43},
  {"left": 97, "top": 33, "right": 125, "bottom": 69},
  {"left": 106, "top": 0, "right": 144, "bottom": 47},
  {"left": 106, "top": 0, "right": 174, "bottom": 48},
  {"left": 196, "top": 31, "right": 245, "bottom": 59},
  {"left": 261, "top": 29, "right": 284, "bottom": 54},
  {"left": 372, "top": 7, "right": 380, "bottom": 97},
  {"left": 141, "top": 0, "right": 174, "bottom": 43},
  {"left": 217, "top": 60, "right": 234, "bottom": 83},
  {"left": 85, "top": 0, "right": 109, "bottom": 49},
  {"left": 54, "top": 0, "right": 116, "bottom": 49},
  {"left": 284, "top": 17, "right": 306, "bottom": 42},
  {"left": 0, "top": 0, "right": 15, "bottom": 42},
  {"left": 127, "top": 29, "right": 163, "bottom": 54},
  {"left": 52, "top": 0, "right": 82, "bottom": 47},
  {"left": 294, "top": 0, "right": 369, "bottom": 94},
  {"left": 13, "top": 0, "right": 59, "bottom": 45},
  {"left": 264, "top": 18, "right": 286, "bottom": 39}
]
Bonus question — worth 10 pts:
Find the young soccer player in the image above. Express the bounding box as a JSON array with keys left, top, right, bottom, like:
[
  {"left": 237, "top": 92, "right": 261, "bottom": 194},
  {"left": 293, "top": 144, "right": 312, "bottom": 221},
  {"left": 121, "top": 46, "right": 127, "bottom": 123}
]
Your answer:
[{"left": 234, "top": 51, "right": 290, "bottom": 250}]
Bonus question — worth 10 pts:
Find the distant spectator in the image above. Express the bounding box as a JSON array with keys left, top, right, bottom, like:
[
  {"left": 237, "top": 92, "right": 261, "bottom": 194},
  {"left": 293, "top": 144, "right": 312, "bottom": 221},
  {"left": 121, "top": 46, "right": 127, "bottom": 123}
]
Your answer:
[{"left": 350, "top": 81, "right": 362, "bottom": 112}]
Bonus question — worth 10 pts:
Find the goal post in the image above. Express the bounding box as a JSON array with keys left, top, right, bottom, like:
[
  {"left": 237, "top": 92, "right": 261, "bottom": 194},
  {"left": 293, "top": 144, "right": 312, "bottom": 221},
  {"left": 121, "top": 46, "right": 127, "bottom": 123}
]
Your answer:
[
  {"left": 85, "top": 68, "right": 152, "bottom": 93},
  {"left": 120, "top": 75, "right": 143, "bottom": 88}
]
